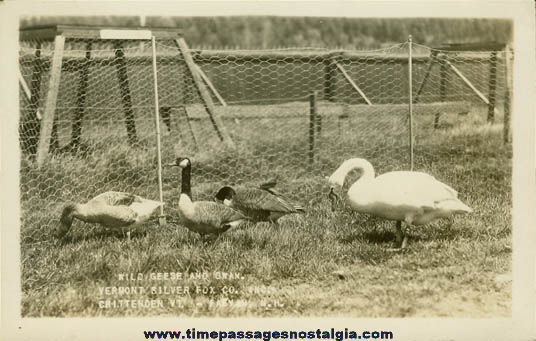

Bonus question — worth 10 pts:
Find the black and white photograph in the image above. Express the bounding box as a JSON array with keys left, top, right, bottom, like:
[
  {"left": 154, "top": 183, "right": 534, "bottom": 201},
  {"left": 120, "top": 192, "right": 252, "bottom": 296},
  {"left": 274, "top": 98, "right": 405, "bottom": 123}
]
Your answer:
[{"left": 1, "top": 1, "right": 535, "bottom": 340}]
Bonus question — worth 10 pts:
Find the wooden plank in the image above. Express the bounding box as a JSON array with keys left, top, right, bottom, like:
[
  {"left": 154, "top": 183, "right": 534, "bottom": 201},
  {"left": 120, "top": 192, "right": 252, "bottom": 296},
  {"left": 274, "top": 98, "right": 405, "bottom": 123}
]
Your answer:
[
  {"left": 100, "top": 29, "right": 152, "bottom": 40},
  {"left": 36, "top": 35, "right": 65, "bottom": 167},
  {"left": 435, "top": 42, "right": 507, "bottom": 52},
  {"left": 20, "top": 25, "right": 182, "bottom": 41},
  {"left": 444, "top": 58, "right": 499, "bottom": 116},
  {"left": 335, "top": 63, "right": 372, "bottom": 105},
  {"left": 487, "top": 51, "right": 498, "bottom": 123},
  {"left": 195, "top": 63, "right": 227, "bottom": 107},
  {"left": 175, "top": 38, "right": 235, "bottom": 148}
]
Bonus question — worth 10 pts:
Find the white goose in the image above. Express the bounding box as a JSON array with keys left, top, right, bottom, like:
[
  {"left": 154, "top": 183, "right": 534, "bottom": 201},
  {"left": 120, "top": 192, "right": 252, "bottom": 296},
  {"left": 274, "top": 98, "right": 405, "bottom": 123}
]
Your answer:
[
  {"left": 168, "top": 157, "right": 250, "bottom": 235},
  {"left": 328, "top": 158, "right": 472, "bottom": 249},
  {"left": 59, "top": 191, "right": 164, "bottom": 240}
]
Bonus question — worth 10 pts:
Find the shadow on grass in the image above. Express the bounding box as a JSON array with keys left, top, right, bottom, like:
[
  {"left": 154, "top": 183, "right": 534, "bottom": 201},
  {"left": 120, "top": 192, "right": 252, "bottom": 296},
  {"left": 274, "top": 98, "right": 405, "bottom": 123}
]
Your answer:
[{"left": 57, "top": 227, "right": 149, "bottom": 245}]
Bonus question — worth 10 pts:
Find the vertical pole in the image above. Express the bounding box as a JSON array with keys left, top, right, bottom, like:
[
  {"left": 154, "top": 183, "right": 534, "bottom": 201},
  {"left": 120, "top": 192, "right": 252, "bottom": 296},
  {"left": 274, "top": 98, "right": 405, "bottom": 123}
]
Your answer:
[
  {"left": 36, "top": 35, "right": 65, "bottom": 167},
  {"left": 309, "top": 91, "right": 318, "bottom": 165},
  {"left": 324, "top": 53, "right": 337, "bottom": 102},
  {"left": 71, "top": 41, "right": 92, "bottom": 151},
  {"left": 151, "top": 36, "right": 165, "bottom": 226},
  {"left": 436, "top": 59, "right": 447, "bottom": 129},
  {"left": 487, "top": 51, "right": 498, "bottom": 123},
  {"left": 503, "top": 46, "right": 512, "bottom": 143},
  {"left": 114, "top": 42, "right": 138, "bottom": 146},
  {"left": 24, "top": 43, "right": 43, "bottom": 156},
  {"left": 408, "top": 35, "right": 414, "bottom": 171}
]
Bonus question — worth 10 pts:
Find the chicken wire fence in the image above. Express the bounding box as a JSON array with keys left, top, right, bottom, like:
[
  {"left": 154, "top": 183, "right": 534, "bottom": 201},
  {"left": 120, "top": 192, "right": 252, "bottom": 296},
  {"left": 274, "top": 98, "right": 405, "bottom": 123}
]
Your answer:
[{"left": 18, "top": 33, "right": 512, "bottom": 240}]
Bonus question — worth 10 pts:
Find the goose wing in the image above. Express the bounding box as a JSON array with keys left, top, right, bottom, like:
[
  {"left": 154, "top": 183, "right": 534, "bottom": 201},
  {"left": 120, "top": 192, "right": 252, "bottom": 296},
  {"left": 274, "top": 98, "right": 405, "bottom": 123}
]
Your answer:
[
  {"left": 192, "top": 201, "right": 249, "bottom": 227},
  {"left": 89, "top": 191, "right": 139, "bottom": 206},
  {"left": 259, "top": 180, "right": 278, "bottom": 191},
  {"left": 235, "top": 187, "right": 300, "bottom": 213}
]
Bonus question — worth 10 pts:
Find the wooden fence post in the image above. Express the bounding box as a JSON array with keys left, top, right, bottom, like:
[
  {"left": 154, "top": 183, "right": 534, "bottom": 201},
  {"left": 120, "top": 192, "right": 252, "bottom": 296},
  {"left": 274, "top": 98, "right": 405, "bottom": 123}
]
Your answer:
[
  {"left": 23, "top": 43, "right": 43, "bottom": 156},
  {"left": 36, "top": 35, "right": 65, "bottom": 167},
  {"left": 503, "top": 46, "right": 513, "bottom": 143},
  {"left": 487, "top": 51, "right": 498, "bottom": 123},
  {"left": 114, "top": 42, "right": 138, "bottom": 146},
  {"left": 414, "top": 50, "right": 438, "bottom": 104},
  {"left": 309, "top": 91, "right": 318, "bottom": 165},
  {"left": 324, "top": 53, "right": 338, "bottom": 102},
  {"left": 436, "top": 58, "right": 447, "bottom": 129},
  {"left": 70, "top": 41, "right": 92, "bottom": 151}
]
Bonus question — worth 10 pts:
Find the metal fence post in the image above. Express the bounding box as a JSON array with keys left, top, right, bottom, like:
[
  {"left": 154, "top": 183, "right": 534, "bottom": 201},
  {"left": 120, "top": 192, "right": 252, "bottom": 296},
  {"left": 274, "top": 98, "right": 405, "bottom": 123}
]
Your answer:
[
  {"left": 151, "top": 36, "right": 166, "bottom": 226},
  {"left": 408, "top": 35, "right": 414, "bottom": 171}
]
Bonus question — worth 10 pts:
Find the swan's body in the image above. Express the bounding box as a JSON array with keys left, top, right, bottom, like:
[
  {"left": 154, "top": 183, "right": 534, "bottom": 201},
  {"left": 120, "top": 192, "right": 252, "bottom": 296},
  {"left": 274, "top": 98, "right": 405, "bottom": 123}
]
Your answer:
[
  {"left": 328, "top": 158, "right": 472, "bottom": 248},
  {"left": 214, "top": 182, "right": 305, "bottom": 223},
  {"left": 58, "top": 191, "right": 163, "bottom": 239},
  {"left": 170, "top": 157, "right": 250, "bottom": 235}
]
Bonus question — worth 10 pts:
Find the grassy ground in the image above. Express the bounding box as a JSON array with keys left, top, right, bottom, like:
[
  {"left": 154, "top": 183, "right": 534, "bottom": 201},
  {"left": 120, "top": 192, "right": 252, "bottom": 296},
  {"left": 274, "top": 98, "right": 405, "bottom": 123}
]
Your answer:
[{"left": 19, "top": 102, "right": 511, "bottom": 317}]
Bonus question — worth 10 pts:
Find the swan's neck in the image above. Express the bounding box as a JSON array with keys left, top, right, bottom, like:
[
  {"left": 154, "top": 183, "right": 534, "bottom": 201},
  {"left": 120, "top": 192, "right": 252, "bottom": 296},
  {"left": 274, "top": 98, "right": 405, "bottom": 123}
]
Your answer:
[
  {"left": 180, "top": 164, "right": 192, "bottom": 199},
  {"left": 330, "top": 158, "right": 375, "bottom": 187}
]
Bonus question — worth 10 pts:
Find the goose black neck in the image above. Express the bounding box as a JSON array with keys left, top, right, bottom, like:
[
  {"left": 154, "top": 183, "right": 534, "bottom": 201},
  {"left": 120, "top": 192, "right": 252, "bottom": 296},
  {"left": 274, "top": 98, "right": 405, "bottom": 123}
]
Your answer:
[{"left": 180, "top": 164, "right": 192, "bottom": 198}]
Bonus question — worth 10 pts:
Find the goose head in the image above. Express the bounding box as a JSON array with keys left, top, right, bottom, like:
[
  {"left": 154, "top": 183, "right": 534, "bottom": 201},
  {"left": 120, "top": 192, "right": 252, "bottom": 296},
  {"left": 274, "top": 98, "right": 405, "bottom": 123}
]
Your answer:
[
  {"left": 60, "top": 203, "right": 77, "bottom": 228},
  {"left": 168, "top": 157, "right": 191, "bottom": 168},
  {"left": 214, "top": 186, "right": 236, "bottom": 206},
  {"left": 58, "top": 203, "right": 79, "bottom": 237}
]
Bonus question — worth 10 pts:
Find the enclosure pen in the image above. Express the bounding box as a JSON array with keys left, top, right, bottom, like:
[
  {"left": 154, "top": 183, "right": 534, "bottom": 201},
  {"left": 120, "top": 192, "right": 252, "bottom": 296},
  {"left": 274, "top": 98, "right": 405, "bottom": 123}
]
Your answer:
[{"left": 17, "top": 25, "right": 513, "bottom": 317}]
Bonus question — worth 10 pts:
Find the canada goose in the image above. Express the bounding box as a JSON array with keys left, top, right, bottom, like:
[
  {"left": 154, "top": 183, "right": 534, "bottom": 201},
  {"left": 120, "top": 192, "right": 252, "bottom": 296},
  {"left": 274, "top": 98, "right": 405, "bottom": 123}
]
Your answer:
[
  {"left": 214, "top": 182, "right": 305, "bottom": 223},
  {"left": 328, "top": 158, "right": 472, "bottom": 250},
  {"left": 58, "top": 191, "right": 163, "bottom": 240},
  {"left": 168, "top": 157, "right": 250, "bottom": 235}
]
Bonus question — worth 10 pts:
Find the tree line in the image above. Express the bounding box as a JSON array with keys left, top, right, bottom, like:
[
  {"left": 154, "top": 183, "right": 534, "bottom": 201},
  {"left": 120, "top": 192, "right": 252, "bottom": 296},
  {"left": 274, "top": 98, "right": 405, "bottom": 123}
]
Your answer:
[{"left": 21, "top": 16, "right": 512, "bottom": 49}]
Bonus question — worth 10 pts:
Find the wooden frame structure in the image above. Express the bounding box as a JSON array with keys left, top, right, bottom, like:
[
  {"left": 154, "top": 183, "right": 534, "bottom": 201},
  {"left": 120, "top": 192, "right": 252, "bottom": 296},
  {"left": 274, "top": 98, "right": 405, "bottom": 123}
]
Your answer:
[
  {"left": 19, "top": 25, "right": 233, "bottom": 166},
  {"left": 413, "top": 42, "right": 509, "bottom": 128}
]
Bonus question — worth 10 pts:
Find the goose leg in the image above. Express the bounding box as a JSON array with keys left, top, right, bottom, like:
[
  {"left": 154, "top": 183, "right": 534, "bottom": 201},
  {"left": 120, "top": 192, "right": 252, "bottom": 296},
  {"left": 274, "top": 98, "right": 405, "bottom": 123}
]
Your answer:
[
  {"left": 127, "top": 231, "right": 131, "bottom": 241},
  {"left": 387, "top": 221, "right": 407, "bottom": 252}
]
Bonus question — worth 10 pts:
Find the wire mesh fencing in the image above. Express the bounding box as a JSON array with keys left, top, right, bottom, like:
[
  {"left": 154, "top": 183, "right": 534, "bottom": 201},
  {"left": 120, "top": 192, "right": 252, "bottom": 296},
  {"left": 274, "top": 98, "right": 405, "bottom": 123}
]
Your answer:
[
  {"left": 409, "top": 44, "right": 512, "bottom": 196},
  {"left": 18, "top": 35, "right": 513, "bottom": 242}
]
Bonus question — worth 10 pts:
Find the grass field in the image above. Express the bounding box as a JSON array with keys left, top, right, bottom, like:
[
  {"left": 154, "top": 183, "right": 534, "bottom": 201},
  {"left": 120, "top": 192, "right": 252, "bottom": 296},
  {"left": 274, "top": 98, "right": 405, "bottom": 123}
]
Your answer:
[{"left": 19, "top": 102, "right": 511, "bottom": 317}]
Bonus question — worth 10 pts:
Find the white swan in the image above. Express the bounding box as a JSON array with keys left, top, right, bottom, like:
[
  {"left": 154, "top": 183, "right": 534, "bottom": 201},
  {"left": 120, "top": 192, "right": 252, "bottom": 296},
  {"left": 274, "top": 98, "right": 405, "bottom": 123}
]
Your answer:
[{"left": 328, "top": 158, "right": 472, "bottom": 249}]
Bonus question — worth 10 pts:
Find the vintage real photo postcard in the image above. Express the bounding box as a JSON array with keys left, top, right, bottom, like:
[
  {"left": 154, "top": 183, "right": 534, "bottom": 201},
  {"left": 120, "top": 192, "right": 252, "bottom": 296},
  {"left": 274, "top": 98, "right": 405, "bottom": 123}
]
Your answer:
[{"left": 1, "top": 1, "right": 535, "bottom": 340}]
